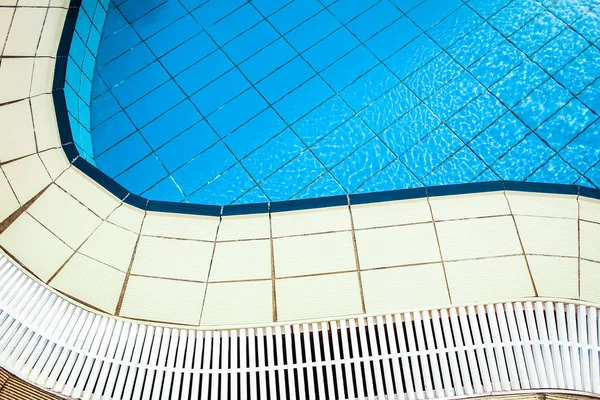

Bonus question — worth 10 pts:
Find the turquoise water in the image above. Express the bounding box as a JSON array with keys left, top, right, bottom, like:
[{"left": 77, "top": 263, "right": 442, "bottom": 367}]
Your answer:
[{"left": 79, "top": 0, "right": 600, "bottom": 205}]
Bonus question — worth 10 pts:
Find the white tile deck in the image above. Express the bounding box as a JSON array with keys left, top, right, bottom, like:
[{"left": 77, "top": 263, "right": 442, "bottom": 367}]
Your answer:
[
  {"left": 107, "top": 203, "right": 145, "bottom": 233},
  {"left": 201, "top": 280, "right": 273, "bottom": 326},
  {"left": 50, "top": 253, "right": 125, "bottom": 314},
  {"left": 355, "top": 223, "right": 440, "bottom": 269},
  {"left": 142, "top": 212, "right": 218, "bottom": 241},
  {"left": 429, "top": 192, "right": 510, "bottom": 220},
  {"left": 506, "top": 191, "right": 579, "bottom": 219},
  {"left": 581, "top": 221, "right": 600, "bottom": 263},
  {"left": 437, "top": 216, "right": 522, "bottom": 261},
  {"left": 361, "top": 263, "right": 450, "bottom": 314},
  {"left": 351, "top": 198, "right": 431, "bottom": 229},
  {"left": 581, "top": 259, "right": 600, "bottom": 304},
  {"left": 210, "top": 239, "right": 271, "bottom": 281},
  {"left": 271, "top": 206, "right": 351, "bottom": 236},
  {"left": 131, "top": 236, "right": 213, "bottom": 282},
  {"left": 31, "top": 94, "right": 61, "bottom": 151},
  {"left": 27, "top": 184, "right": 102, "bottom": 249},
  {"left": 0, "top": 170, "right": 19, "bottom": 222},
  {"left": 79, "top": 222, "right": 137, "bottom": 273},
  {"left": 274, "top": 231, "right": 356, "bottom": 277},
  {"left": 580, "top": 196, "right": 600, "bottom": 224},
  {"left": 0, "top": 0, "right": 597, "bottom": 329},
  {"left": 119, "top": 275, "right": 204, "bottom": 325},
  {"left": 217, "top": 214, "right": 270, "bottom": 241},
  {"left": 0, "top": 213, "right": 72, "bottom": 282},
  {"left": 275, "top": 272, "right": 363, "bottom": 321},
  {"left": 446, "top": 256, "right": 535, "bottom": 304},
  {"left": 0, "top": 100, "right": 36, "bottom": 163},
  {"left": 3, "top": 7, "right": 45, "bottom": 56},
  {"left": 527, "top": 255, "right": 579, "bottom": 300},
  {"left": 0, "top": 58, "right": 35, "bottom": 103},
  {"left": 515, "top": 216, "right": 579, "bottom": 257},
  {"left": 1, "top": 155, "right": 51, "bottom": 204},
  {"left": 56, "top": 168, "right": 121, "bottom": 219}
]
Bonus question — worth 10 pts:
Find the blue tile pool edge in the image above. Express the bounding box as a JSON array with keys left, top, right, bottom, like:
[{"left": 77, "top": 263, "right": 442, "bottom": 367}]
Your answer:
[{"left": 52, "top": 0, "right": 600, "bottom": 217}]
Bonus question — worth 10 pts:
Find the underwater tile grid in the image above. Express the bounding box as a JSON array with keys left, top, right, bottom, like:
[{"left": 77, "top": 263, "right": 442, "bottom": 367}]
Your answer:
[{"left": 74, "top": 0, "right": 600, "bottom": 206}]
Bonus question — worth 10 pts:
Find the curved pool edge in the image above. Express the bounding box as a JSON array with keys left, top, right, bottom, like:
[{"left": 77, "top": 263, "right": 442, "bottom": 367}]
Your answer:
[
  {"left": 53, "top": 0, "right": 600, "bottom": 216},
  {"left": 0, "top": 0, "right": 599, "bottom": 329},
  {"left": 0, "top": 0, "right": 600, "bottom": 399}
]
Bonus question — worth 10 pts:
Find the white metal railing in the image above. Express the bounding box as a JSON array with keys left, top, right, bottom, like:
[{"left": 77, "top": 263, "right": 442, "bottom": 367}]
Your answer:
[{"left": 0, "top": 254, "right": 598, "bottom": 399}]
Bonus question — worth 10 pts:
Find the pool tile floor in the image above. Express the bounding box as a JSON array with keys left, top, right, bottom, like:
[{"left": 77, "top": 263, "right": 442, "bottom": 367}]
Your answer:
[{"left": 89, "top": 0, "right": 600, "bottom": 205}]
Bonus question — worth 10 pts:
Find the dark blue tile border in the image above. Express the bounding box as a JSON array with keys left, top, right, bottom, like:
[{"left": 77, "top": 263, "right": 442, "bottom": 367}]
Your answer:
[{"left": 53, "top": 0, "right": 600, "bottom": 217}]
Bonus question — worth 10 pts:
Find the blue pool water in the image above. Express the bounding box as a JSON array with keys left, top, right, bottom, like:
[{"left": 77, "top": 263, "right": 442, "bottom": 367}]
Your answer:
[{"left": 87, "top": 0, "right": 600, "bottom": 205}]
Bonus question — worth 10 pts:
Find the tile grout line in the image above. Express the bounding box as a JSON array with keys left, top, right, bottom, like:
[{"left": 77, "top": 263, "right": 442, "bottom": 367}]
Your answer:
[
  {"left": 425, "top": 195, "right": 453, "bottom": 304},
  {"left": 577, "top": 192, "right": 581, "bottom": 300},
  {"left": 46, "top": 194, "right": 124, "bottom": 284},
  {"left": 0, "top": 4, "right": 16, "bottom": 57},
  {"left": 347, "top": 198, "right": 366, "bottom": 314},
  {"left": 0, "top": 164, "right": 21, "bottom": 212},
  {"left": 115, "top": 207, "right": 146, "bottom": 316},
  {"left": 268, "top": 204, "right": 277, "bottom": 322},
  {"left": 26, "top": 2, "right": 50, "bottom": 158},
  {"left": 0, "top": 183, "right": 49, "bottom": 236},
  {"left": 197, "top": 210, "right": 222, "bottom": 326},
  {"left": 502, "top": 190, "right": 539, "bottom": 297}
]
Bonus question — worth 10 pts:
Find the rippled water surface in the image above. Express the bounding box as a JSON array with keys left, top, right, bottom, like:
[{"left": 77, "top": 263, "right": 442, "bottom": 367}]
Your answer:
[{"left": 86, "top": 0, "right": 600, "bottom": 205}]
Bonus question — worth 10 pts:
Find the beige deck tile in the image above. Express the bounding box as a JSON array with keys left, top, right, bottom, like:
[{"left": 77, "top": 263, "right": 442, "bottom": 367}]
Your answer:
[
  {"left": 79, "top": 222, "right": 137, "bottom": 272},
  {"left": 39, "top": 148, "right": 70, "bottom": 180},
  {"left": 515, "top": 216, "right": 578, "bottom": 257},
  {"left": 362, "top": 263, "right": 450, "bottom": 314},
  {"left": 580, "top": 260, "right": 600, "bottom": 304},
  {"left": 274, "top": 231, "right": 355, "bottom": 278},
  {"left": 429, "top": 192, "right": 510, "bottom": 220},
  {"left": 506, "top": 191, "right": 578, "bottom": 219},
  {"left": 0, "top": 213, "right": 72, "bottom": 282},
  {"left": 0, "top": 8, "right": 12, "bottom": 52},
  {"left": 2, "top": 154, "right": 51, "bottom": 204},
  {"left": 437, "top": 216, "right": 522, "bottom": 261},
  {"left": 0, "top": 58, "right": 34, "bottom": 103},
  {"left": 107, "top": 203, "right": 145, "bottom": 233},
  {"left": 217, "top": 213, "right": 270, "bottom": 241},
  {"left": 355, "top": 223, "right": 440, "bottom": 269},
  {"left": 276, "top": 272, "right": 363, "bottom": 322},
  {"left": 0, "top": 100, "right": 36, "bottom": 163},
  {"left": 56, "top": 167, "right": 120, "bottom": 219},
  {"left": 527, "top": 255, "right": 578, "bottom": 300},
  {"left": 27, "top": 184, "right": 102, "bottom": 249},
  {"left": 31, "top": 57, "right": 55, "bottom": 96},
  {"left": 581, "top": 221, "right": 600, "bottom": 262},
  {"left": 31, "top": 94, "right": 60, "bottom": 151},
  {"left": 351, "top": 198, "right": 431, "bottom": 229},
  {"left": 142, "top": 211, "right": 218, "bottom": 241},
  {"left": 51, "top": 253, "right": 125, "bottom": 314},
  {"left": 579, "top": 197, "right": 600, "bottom": 224},
  {"left": 446, "top": 256, "right": 535, "bottom": 304},
  {"left": 0, "top": 170, "right": 19, "bottom": 222},
  {"left": 210, "top": 239, "right": 271, "bottom": 281},
  {"left": 120, "top": 275, "right": 204, "bottom": 325},
  {"left": 131, "top": 235, "right": 213, "bottom": 281},
  {"left": 3, "top": 7, "right": 45, "bottom": 56},
  {"left": 200, "top": 280, "right": 273, "bottom": 326},
  {"left": 37, "top": 7, "right": 67, "bottom": 57},
  {"left": 20, "top": 0, "right": 53, "bottom": 5},
  {"left": 271, "top": 206, "right": 351, "bottom": 236}
]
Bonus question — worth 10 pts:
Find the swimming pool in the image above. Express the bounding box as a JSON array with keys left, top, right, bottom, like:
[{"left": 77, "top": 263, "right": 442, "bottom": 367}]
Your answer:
[{"left": 83, "top": 0, "right": 600, "bottom": 206}]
